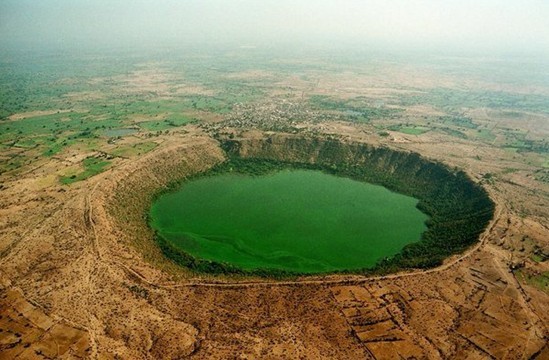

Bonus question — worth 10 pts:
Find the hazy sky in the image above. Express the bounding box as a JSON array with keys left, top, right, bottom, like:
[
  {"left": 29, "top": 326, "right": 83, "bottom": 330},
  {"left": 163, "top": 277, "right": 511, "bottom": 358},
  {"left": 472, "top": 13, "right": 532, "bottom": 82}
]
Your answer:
[{"left": 1, "top": 0, "right": 548, "bottom": 54}]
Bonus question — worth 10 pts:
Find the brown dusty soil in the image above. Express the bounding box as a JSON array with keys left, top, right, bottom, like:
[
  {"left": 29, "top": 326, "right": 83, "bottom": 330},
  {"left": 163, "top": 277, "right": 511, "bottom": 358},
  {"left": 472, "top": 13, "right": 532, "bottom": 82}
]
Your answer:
[{"left": 0, "top": 125, "right": 547, "bottom": 359}]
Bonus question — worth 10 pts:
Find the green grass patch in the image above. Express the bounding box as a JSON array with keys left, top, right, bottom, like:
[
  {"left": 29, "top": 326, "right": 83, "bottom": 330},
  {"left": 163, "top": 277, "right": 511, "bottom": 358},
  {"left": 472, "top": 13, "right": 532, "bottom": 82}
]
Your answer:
[
  {"left": 60, "top": 156, "right": 111, "bottom": 184},
  {"left": 502, "top": 138, "right": 548, "bottom": 154},
  {"left": 0, "top": 154, "right": 27, "bottom": 174},
  {"left": 503, "top": 147, "right": 519, "bottom": 153},
  {"left": 185, "top": 95, "right": 235, "bottom": 114},
  {"left": 399, "top": 88, "right": 549, "bottom": 115},
  {"left": 42, "top": 137, "right": 76, "bottom": 156},
  {"left": 437, "top": 127, "right": 468, "bottom": 139},
  {"left": 475, "top": 129, "right": 496, "bottom": 141},
  {"left": 0, "top": 112, "right": 123, "bottom": 140},
  {"left": 13, "top": 138, "right": 39, "bottom": 149},
  {"left": 102, "top": 128, "right": 138, "bottom": 137},
  {"left": 104, "top": 96, "right": 241, "bottom": 117},
  {"left": 388, "top": 124, "right": 430, "bottom": 135},
  {"left": 139, "top": 115, "right": 194, "bottom": 131},
  {"left": 111, "top": 142, "right": 157, "bottom": 157},
  {"left": 0, "top": 112, "right": 127, "bottom": 160},
  {"left": 500, "top": 167, "right": 519, "bottom": 174},
  {"left": 437, "top": 115, "right": 478, "bottom": 129},
  {"left": 516, "top": 270, "right": 549, "bottom": 293}
]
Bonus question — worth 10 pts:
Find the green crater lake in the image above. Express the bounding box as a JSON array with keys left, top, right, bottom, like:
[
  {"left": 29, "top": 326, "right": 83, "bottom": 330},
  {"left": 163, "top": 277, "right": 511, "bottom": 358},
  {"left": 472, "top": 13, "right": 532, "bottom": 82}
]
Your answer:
[{"left": 150, "top": 169, "right": 429, "bottom": 274}]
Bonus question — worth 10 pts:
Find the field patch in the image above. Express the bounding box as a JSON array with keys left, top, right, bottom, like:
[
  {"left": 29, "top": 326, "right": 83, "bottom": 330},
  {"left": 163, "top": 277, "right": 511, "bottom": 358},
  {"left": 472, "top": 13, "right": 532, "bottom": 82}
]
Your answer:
[{"left": 60, "top": 156, "right": 111, "bottom": 184}]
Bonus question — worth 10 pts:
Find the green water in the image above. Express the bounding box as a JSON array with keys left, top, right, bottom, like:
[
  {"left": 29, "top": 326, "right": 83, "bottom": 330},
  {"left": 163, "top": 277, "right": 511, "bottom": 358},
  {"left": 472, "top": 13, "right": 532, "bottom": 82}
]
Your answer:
[{"left": 149, "top": 170, "right": 429, "bottom": 274}]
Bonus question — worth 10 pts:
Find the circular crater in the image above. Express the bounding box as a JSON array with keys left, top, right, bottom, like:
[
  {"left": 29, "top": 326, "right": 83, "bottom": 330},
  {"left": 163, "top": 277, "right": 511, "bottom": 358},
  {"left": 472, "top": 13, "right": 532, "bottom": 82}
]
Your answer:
[{"left": 126, "top": 133, "right": 496, "bottom": 277}]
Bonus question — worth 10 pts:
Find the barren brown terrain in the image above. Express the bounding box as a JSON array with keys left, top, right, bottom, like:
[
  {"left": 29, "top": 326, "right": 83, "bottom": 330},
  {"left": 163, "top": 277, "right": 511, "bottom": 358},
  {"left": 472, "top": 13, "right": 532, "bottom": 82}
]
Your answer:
[{"left": 0, "top": 119, "right": 547, "bottom": 359}]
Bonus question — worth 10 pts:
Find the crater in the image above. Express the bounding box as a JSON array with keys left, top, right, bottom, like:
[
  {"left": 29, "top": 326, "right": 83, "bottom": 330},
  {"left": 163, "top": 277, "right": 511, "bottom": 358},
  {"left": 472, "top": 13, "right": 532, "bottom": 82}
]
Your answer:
[{"left": 110, "top": 132, "right": 495, "bottom": 277}]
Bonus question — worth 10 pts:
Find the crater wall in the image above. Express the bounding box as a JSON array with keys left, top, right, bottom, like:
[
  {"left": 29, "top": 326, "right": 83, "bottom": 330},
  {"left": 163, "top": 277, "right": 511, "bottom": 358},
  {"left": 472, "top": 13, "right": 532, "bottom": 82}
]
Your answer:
[{"left": 109, "top": 132, "right": 495, "bottom": 276}]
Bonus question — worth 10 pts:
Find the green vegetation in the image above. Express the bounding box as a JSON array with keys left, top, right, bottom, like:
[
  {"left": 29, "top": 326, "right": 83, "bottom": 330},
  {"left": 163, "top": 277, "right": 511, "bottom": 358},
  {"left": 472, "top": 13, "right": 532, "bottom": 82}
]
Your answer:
[
  {"left": 0, "top": 50, "right": 275, "bottom": 175},
  {"left": 102, "top": 128, "right": 138, "bottom": 137},
  {"left": 388, "top": 124, "right": 430, "bottom": 135},
  {"left": 138, "top": 114, "right": 194, "bottom": 131},
  {"left": 110, "top": 142, "right": 157, "bottom": 158},
  {"left": 501, "top": 131, "right": 548, "bottom": 154},
  {"left": 475, "top": 129, "right": 496, "bottom": 141},
  {"left": 60, "top": 156, "right": 111, "bottom": 184},
  {"left": 516, "top": 270, "right": 549, "bottom": 293},
  {"left": 436, "top": 115, "right": 478, "bottom": 129},
  {"left": 0, "top": 112, "right": 107, "bottom": 139},
  {"left": 3, "top": 49, "right": 546, "bottom": 180},
  {"left": 530, "top": 254, "right": 544, "bottom": 263},
  {"left": 0, "top": 154, "right": 26, "bottom": 174},
  {"left": 399, "top": 88, "right": 549, "bottom": 115},
  {"left": 0, "top": 111, "right": 121, "bottom": 159},
  {"left": 437, "top": 127, "right": 468, "bottom": 139}
]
